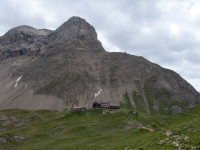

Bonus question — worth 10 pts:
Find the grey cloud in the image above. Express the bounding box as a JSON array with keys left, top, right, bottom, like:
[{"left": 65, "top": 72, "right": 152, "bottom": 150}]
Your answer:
[{"left": 0, "top": 1, "right": 47, "bottom": 34}]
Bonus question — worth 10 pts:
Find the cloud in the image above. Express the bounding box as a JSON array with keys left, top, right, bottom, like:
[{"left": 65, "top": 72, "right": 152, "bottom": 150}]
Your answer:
[{"left": 0, "top": 0, "right": 200, "bottom": 91}]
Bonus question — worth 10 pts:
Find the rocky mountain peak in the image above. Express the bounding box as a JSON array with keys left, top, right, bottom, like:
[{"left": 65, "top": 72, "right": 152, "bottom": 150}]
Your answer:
[
  {"left": 4, "top": 25, "right": 36, "bottom": 36},
  {"left": 0, "top": 25, "right": 52, "bottom": 46},
  {"left": 48, "top": 16, "right": 98, "bottom": 44},
  {"left": 0, "top": 17, "right": 103, "bottom": 61},
  {"left": 67, "top": 16, "right": 85, "bottom": 23},
  {"left": 3, "top": 25, "right": 52, "bottom": 37}
]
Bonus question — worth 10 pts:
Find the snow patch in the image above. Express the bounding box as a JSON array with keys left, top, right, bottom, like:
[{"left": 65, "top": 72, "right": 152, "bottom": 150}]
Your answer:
[
  {"left": 14, "top": 76, "right": 22, "bottom": 88},
  {"left": 95, "top": 89, "right": 102, "bottom": 98}
]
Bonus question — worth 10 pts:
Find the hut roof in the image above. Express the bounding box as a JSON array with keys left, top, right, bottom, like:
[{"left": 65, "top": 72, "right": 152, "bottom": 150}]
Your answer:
[{"left": 110, "top": 101, "right": 118, "bottom": 106}]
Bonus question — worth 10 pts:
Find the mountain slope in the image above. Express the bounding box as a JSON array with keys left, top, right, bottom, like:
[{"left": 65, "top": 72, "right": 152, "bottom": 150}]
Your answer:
[{"left": 0, "top": 16, "right": 199, "bottom": 114}]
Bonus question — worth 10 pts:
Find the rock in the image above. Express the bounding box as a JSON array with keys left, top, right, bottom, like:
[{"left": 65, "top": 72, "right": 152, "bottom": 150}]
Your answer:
[
  {"left": 184, "top": 136, "right": 189, "bottom": 141},
  {"left": 152, "top": 142, "right": 157, "bottom": 146},
  {"left": 178, "top": 146, "right": 185, "bottom": 150},
  {"left": 0, "top": 137, "right": 6, "bottom": 143},
  {"left": 191, "top": 146, "right": 196, "bottom": 149},
  {"left": 176, "top": 137, "right": 182, "bottom": 141},
  {"left": 173, "top": 135, "right": 179, "bottom": 138},
  {"left": 166, "top": 130, "right": 172, "bottom": 136},
  {"left": 165, "top": 138, "right": 169, "bottom": 141},
  {"left": 48, "top": 16, "right": 98, "bottom": 45},
  {"left": 0, "top": 114, "right": 8, "bottom": 121},
  {"left": 11, "top": 116, "right": 18, "bottom": 122},
  {"left": 159, "top": 140, "right": 165, "bottom": 145},
  {"left": 12, "top": 136, "right": 25, "bottom": 141},
  {"left": 128, "top": 111, "right": 138, "bottom": 114},
  {"left": 2, "top": 121, "right": 12, "bottom": 126},
  {"left": 173, "top": 141, "right": 179, "bottom": 147},
  {"left": 14, "top": 121, "right": 27, "bottom": 127},
  {"left": 11, "top": 117, "right": 29, "bottom": 127}
]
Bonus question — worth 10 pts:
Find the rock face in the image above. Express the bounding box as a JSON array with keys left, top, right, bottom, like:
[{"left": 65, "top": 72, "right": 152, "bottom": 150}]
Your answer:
[
  {"left": 0, "top": 25, "right": 53, "bottom": 59},
  {"left": 0, "top": 16, "right": 199, "bottom": 114},
  {"left": 48, "top": 17, "right": 99, "bottom": 45}
]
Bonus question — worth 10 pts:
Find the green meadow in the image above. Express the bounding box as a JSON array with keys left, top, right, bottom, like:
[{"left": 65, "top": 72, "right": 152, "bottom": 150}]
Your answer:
[{"left": 0, "top": 106, "right": 200, "bottom": 150}]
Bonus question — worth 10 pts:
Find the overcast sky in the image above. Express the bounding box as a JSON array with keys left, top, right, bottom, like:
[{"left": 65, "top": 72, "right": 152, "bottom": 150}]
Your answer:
[{"left": 0, "top": 0, "right": 200, "bottom": 91}]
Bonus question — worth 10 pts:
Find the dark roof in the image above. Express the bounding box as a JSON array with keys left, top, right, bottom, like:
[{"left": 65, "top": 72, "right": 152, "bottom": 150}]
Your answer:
[{"left": 94, "top": 101, "right": 112, "bottom": 104}]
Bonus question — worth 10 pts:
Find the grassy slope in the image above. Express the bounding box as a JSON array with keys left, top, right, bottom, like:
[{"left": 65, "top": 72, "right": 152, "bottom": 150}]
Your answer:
[{"left": 0, "top": 106, "right": 200, "bottom": 150}]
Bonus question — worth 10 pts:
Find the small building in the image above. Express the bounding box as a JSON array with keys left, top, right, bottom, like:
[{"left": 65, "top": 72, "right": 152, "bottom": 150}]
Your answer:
[
  {"left": 92, "top": 101, "right": 120, "bottom": 109},
  {"left": 93, "top": 102, "right": 101, "bottom": 108},
  {"left": 109, "top": 101, "right": 120, "bottom": 109},
  {"left": 72, "top": 106, "right": 86, "bottom": 111},
  {"left": 110, "top": 105, "right": 120, "bottom": 109},
  {"left": 101, "top": 101, "right": 111, "bottom": 109}
]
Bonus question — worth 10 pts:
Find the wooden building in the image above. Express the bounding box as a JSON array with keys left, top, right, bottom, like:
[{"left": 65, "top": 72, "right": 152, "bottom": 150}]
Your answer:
[
  {"left": 92, "top": 101, "right": 120, "bottom": 109},
  {"left": 109, "top": 101, "right": 120, "bottom": 109},
  {"left": 101, "top": 101, "right": 111, "bottom": 109},
  {"left": 93, "top": 102, "right": 101, "bottom": 108}
]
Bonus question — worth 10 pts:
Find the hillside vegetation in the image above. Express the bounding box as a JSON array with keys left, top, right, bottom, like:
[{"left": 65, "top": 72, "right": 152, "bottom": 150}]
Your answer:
[{"left": 0, "top": 106, "right": 200, "bottom": 150}]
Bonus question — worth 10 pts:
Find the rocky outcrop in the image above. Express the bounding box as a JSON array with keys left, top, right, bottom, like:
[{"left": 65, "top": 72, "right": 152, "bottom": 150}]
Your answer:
[
  {"left": 48, "top": 17, "right": 99, "bottom": 45},
  {"left": 0, "top": 25, "right": 53, "bottom": 60},
  {"left": 0, "top": 16, "right": 199, "bottom": 114}
]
